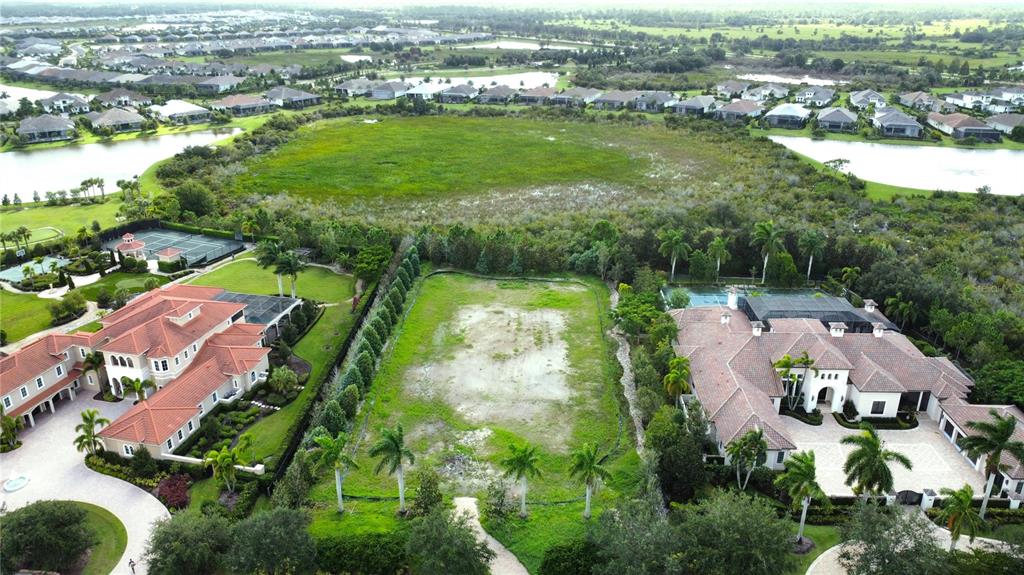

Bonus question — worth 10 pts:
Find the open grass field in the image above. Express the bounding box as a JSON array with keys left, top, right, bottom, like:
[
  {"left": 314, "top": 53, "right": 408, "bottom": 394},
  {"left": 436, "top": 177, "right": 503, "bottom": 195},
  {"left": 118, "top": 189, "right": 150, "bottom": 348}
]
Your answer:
[
  {"left": 232, "top": 116, "right": 643, "bottom": 202},
  {"left": 788, "top": 524, "right": 842, "bottom": 575},
  {"left": 73, "top": 272, "right": 168, "bottom": 302},
  {"left": 309, "top": 273, "right": 639, "bottom": 572},
  {"left": 73, "top": 501, "right": 128, "bottom": 575},
  {"left": 188, "top": 258, "right": 358, "bottom": 464},
  {"left": 0, "top": 289, "right": 52, "bottom": 343},
  {"left": 0, "top": 199, "right": 123, "bottom": 237}
]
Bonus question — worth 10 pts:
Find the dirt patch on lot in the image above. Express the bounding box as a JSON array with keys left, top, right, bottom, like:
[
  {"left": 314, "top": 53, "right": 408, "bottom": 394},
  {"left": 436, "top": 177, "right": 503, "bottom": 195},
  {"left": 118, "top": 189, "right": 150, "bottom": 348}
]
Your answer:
[{"left": 406, "top": 304, "right": 573, "bottom": 450}]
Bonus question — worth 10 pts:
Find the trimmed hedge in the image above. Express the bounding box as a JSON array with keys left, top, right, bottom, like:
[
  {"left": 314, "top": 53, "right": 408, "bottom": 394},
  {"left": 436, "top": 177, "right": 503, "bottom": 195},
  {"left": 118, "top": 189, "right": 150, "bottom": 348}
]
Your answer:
[
  {"left": 314, "top": 531, "right": 408, "bottom": 574},
  {"left": 781, "top": 406, "right": 823, "bottom": 425},
  {"left": 834, "top": 412, "right": 918, "bottom": 430}
]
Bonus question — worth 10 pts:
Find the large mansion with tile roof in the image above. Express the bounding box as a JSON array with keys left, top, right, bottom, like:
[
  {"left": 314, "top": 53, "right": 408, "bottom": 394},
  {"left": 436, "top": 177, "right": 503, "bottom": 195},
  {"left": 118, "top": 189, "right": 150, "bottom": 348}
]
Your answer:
[
  {"left": 0, "top": 284, "right": 299, "bottom": 458},
  {"left": 671, "top": 290, "right": 1024, "bottom": 498}
]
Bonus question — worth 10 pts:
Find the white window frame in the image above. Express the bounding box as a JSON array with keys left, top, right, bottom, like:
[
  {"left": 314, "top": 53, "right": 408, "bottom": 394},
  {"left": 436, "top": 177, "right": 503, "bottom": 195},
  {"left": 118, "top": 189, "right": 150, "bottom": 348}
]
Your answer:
[
  {"left": 192, "top": 343, "right": 198, "bottom": 353},
  {"left": 87, "top": 374, "right": 94, "bottom": 385},
  {"left": 2, "top": 396, "right": 11, "bottom": 409},
  {"left": 184, "top": 349, "right": 189, "bottom": 359},
  {"left": 174, "top": 357, "right": 180, "bottom": 366},
  {"left": 198, "top": 403, "right": 205, "bottom": 415},
  {"left": 871, "top": 401, "right": 886, "bottom": 415},
  {"left": 187, "top": 420, "right": 194, "bottom": 432},
  {"left": 55, "top": 365, "right": 64, "bottom": 377},
  {"left": 19, "top": 386, "right": 29, "bottom": 399},
  {"left": 160, "top": 360, "right": 168, "bottom": 371},
  {"left": 80, "top": 348, "right": 87, "bottom": 359},
  {"left": 36, "top": 377, "right": 44, "bottom": 389},
  {"left": 250, "top": 371, "right": 256, "bottom": 383},
  {"left": 211, "top": 391, "right": 218, "bottom": 402},
  {"left": 123, "top": 445, "right": 134, "bottom": 456},
  {"left": 177, "top": 429, "right": 184, "bottom": 441},
  {"left": 233, "top": 379, "right": 240, "bottom": 389},
  {"left": 166, "top": 439, "right": 173, "bottom": 450}
]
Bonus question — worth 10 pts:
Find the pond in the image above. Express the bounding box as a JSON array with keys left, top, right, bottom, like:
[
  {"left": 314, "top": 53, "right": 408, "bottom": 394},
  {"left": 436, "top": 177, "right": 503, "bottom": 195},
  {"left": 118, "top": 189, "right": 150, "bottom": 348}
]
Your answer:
[
  {"left": 403, "top": 71, "right": 559, "bottom": 89},
  {"left": 662, "top": 286, "right": 821, "bottom": 309},
  {"left": 769, "top": 136, "right": 1024, "bottom": 195},
  {"left": 735, "top": 73, "right": 847, "bottom": 86},
  {"left": 457, "top": 40, "right": 576, "bottom": 50},
  {"left": 340, "top": 54, "right": 372, "bottom": 63},
  {"left": 0, "top": 128, "right": 241, "bottom": 199}
]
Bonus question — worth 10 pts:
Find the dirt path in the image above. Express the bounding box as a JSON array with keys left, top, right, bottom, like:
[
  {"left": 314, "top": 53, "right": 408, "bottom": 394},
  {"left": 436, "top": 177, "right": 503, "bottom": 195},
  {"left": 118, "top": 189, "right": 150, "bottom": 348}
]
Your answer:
[
  {"left": 453, "top": 497, "right": 530, "bottom": 575},
  {"left": 608, "top": 285, "right": 646, "bottom": 455}
]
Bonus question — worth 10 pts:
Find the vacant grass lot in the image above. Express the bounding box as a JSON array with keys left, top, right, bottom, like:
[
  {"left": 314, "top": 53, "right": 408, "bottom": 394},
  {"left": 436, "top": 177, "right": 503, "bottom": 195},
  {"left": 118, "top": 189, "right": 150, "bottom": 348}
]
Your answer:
[
  {"left": 75, "top": 501, "right": 128, "bottom": 575},
  {"left": 310, "top": 273, "right": 637, "bottom": 572},
  {"left": 234, "top": 116, "right": 644, "bottom": 202},
  {"left": 73, "top": 272, "right": 168, "bottom": 302},
  {"left": 189, "top": 258, "right": 358, "bottom": 464},
  {"left": 0, "top": 199, "right": 123, "bottom": 237},
  {"left": 0, "top": 289, "right": 52, "bottom": 343}
]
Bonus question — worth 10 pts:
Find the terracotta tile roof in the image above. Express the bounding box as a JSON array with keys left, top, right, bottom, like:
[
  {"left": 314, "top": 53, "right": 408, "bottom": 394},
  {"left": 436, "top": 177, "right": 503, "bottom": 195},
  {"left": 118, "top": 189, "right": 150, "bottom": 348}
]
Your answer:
[
  {"left": 7, "top": 368, "right": 81, "bottom": 416},
  {"left": 941, "top": 404, "right": 1024, "bottom": 479},
  {"left": 96, "top": 297, "right": 245, "bottom": 357},
  {"left": 98, "top": 400, "right": 197, "bottom": 444},
  {"left": 1, "top": 334, "right": 89, "bottom": 394},
  {"left": 117, "top": 240, "right": 145, "bottom": 251},
  {"left": 155, "top": 247, "right": 182, "bottom": 256}
]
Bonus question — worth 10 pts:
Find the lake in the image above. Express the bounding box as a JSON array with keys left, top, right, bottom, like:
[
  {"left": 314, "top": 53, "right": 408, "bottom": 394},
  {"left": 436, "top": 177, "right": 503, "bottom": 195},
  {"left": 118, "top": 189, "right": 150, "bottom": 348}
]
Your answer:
[
  {"left": 340, "top": 54, "right": 373, "bottom": 63},
  {"left": 0, "top": 129, "right": 240, "bottom": 199},
  {"left": 769, "top": 136, "right": 1024, "bottom": 195},
  {"left": 404, "top": 71, "right": 559, "bottom": 89},
  {"left": 458, "top": 40, "right": 575, "bottom": 50}
]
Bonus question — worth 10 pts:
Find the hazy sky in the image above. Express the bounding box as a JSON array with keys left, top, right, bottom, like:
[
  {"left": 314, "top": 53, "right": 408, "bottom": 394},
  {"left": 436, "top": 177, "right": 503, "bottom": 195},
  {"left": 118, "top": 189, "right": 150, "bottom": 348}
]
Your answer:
[{"left": 2, "top": 0, "right": 1009, "bottom": 9}]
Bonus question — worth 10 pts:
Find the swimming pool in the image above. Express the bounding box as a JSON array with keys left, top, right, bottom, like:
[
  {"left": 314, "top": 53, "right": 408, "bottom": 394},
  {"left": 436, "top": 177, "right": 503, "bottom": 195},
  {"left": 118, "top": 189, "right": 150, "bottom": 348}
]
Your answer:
[
  {"left": 0, "top": 256, "right": 70, "bottom": 282},
  {"left": 662, "top": 286, "right": 821, "bottom": 309}
]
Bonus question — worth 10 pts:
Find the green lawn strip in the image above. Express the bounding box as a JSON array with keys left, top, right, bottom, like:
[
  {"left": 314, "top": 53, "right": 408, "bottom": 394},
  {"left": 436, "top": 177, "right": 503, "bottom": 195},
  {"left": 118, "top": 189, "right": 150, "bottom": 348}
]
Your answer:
[
  {"left": 73, "top": 272, "right": 169, "bottom": 301},
  {"left": 0, "top": 199, "right": 123, "bottom": 236},
  {"left": 988, "top": 523, "right": 1024, "bottom": 544},
  {"left": 73, "top": 501, "right": 128, "bottom": 575},
  {"left": 187, "top": 477, "right": 222, "bottom": 511},
  {"left": 77, "top": 320, "right": 103, "bottom": 332},
  {"left": 786, "top": 524, "right": 842, "bottom": 575},
  {"left": 308, "top": 499, "right": 404, "bottom": 538},
  {"left": 0, "top": 289, "right": 53, "bottom": 343},
  {"left": 232, "top": 115, "right": 644, "bottom": 202},
  {"left": 310, "top": 274, "right": 637, "bottom": 567},
  {"left": 188, "top": 259, "right": 355, "bottom": 303}
]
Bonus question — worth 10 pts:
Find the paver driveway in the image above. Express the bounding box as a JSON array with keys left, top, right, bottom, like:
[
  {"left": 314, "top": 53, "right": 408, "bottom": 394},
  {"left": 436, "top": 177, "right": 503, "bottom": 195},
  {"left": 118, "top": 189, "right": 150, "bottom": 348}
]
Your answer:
[
  {"left": 785, "top": 415, "right": 986, "bottom": 496},
  {"left": 1, "top": 396, "right": 169, "bottom": 574}
]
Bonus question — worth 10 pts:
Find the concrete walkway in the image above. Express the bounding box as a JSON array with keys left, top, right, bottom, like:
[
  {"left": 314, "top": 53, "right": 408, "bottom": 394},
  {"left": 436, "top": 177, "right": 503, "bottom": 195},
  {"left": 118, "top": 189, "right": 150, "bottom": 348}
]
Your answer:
[
  {"left": 0, "top": 396, "right": 170, "bottom": 575},
  {"left": 453, "top": 497, "right": 529, "bottom": 575}
]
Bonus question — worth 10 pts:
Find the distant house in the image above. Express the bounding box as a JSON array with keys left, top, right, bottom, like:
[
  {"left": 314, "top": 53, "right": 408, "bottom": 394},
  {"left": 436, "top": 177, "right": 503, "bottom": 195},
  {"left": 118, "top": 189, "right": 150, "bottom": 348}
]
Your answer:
[
  {"left": 476, "top": 85, "right": 518, "bottom": 104},
  {"left": 195, "top": 75, "right": 244, "bottom": 94},
  {"left": 95, "top": 88, "right": 151, "bottom": 108},
  {"left": 899, "top": 91, "right": 937, "bottom": 110},
  {"left": 438, "top": 84, "right": 478, "bottom": 104},
  {"left": 872, "top": 109, "right": 923, "bottom": 138},
  {"left": 405, "top": 83, "right": 446, "bottom": 101},
  {"left": 714, "top": 100, "right": 764, "bottom": 122},
  {"left": 990, "top": 86, "right": 1024, "bottom": 105},
  {"left": 370, "top": 81, "right": 411, "bottom": 100},
  {"left": 90, "top": 107, "right": 145, "bottom": 132},
  {"left": 668, "top": 95, "right": 719, "bottom": 115},
  {"left": 715, "top": 80, "right": 749, "bottom": 98},
  {"left": 985, "top": 113, "right": 1024, "bottom": 135},
  {"left": 816, "top": 107, "right": 858, "bottom": 132},
  {"left": 764, "top": 103, "right": 812, "bottom": 128},
  {"left": 635, "top": 91, "right": 678, "bottom": 112},
  {"left": 265, "top": 86, "right": 321, "bottom": 109},
  {"left": 152, "top": 100, "right": 211, "bottom": 124},
  {"left": 211, "top": 94, "right": 272, "bottom": 116},
  {"left": 517, "top": 86, "right": 556, "bottom": 105},
  {"left": 794, "top": 86, "right": 835, "bottom": 107},
  {"left": 741, "top": 83, "right": 789, "bottom": 102},
  {"left": 551, "top": 87, "right": 603, "bottom": 107},
  {"left": 849, "top": 89, "right": 887, "bottom": 110},
  {"left": 593, "top": 90, "right": 642, "bottom": 110},
  {"left": 334, "top": 78, "right": 381, "bottom": 97},
  {"left": 943, "top": 92, "right": 990, "bottom": 111},
  {"left": 16, "top": 114, "right": 76, "bottom": 143},
  {"left": 38, "top": 92, "right": 90, "bottom": 114},
  {"left": 927, "top": 112, "right": 1001, "bottom": 142}
]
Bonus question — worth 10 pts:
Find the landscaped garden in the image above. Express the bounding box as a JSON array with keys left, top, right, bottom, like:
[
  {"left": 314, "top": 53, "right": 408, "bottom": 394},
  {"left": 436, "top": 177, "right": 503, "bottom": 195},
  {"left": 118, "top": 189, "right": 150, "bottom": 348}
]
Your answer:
[
  {"left": 0, "top": 288, "right": 52, "bottom": 343},
  {"left": 73, "top": 271, "right": 169, "bottom": 302}
]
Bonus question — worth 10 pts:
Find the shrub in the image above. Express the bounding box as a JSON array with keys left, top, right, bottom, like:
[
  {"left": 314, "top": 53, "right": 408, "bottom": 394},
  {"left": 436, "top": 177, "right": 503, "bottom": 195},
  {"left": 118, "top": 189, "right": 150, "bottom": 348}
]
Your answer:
[
  {"left": 0, "top": 500, "right": 92, "bottom": 574},
  {"left": 843, "top": 400, "right": 858, "bottom": 420},
  {"left": 315, "top": 531, "right": 408, "bottom": 575},
  {"left": 320, "top": 399, "right": 346, "bottom": 435},
  {"left": 145, "top": 511, "right": 232, "bottom": 575},
  {"left": 266, "top": 393, "right": 286, "bottom": 406},
  {"left": 268, "top": 366, "right": 298, "bottom": 394},
  {"left": 407, "top": 508, "right": 493, "bottom": 575},
  {"left": 228, "top": 481, "right": 262, "bottom": 521},
  {"left": 484, "top": 478, "right": 516, "bottom": 521},
  {"left": 157, "top": 474, "right": 192, "bottom": 510},
  {"left": 408, "top": 468, "right": 443, "bottom": 518},
  {"left": 131, "top": 444, "right": 160, "bottom": 478},
  {"left": 362, "top": 328, "right": 383, "bottom": 356},
  {"left": 157, "top": 259, "right": 185, "bottom": 273},
  {"left": 273, "top": 450, "right": 315, "bottom": 509},
  {"left": 539, "top": 537, "right": 601, "bottom": 575},
  {"left": 228, "top": 508, "right": 317, "bottom": 575},
  {"left": 339, "top": 384, "right": 360, "bottom": 418}
]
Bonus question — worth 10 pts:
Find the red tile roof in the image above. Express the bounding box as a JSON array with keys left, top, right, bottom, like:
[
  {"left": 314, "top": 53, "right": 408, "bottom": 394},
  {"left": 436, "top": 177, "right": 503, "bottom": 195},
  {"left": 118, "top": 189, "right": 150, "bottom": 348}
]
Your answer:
[
  {"left": 941, "top": 404, "right": 1024, "bottom": 479},
  {"left": 117, "top": 240, "right": 145, "bottom": 251},
  {"left": 155, "top": 247, "right": 182, "bottom": 256},
  {"left": 1, "top": 334, "right": 89, "bottom": 394}
]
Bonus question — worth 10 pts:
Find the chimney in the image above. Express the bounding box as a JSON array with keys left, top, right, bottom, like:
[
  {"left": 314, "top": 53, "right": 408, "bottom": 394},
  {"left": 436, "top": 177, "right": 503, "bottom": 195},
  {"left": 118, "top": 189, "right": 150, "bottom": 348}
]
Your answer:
[
  {"left": 751, "top": 321, "right": 764, "bottom": 337},
  {"left": 829, "top": 322, "right": 848, "bottom": 338},
  {"left": 726, "top": 286, "right": 739, "bottom": 310},
  {"left": 720, "top": 312, "right": 732, "bottom": 326},
  {"left": 864, "top": 299, "right": 877, "bottom": 313},
  {"left": 872, "top": 322, "right": 885, "bottom": 338}
]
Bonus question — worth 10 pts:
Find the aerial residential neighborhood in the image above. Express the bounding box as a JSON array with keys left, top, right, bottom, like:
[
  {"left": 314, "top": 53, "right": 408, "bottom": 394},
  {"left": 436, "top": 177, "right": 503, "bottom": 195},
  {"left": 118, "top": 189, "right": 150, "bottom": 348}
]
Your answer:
[{"left": 1, "top": 2, "right": 1023, "bottom": 575}]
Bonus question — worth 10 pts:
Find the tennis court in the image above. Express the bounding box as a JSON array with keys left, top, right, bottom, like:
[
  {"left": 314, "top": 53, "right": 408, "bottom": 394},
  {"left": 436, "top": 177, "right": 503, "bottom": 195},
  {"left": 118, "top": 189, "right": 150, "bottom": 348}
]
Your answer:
[{"left": 104, "top": 229, "right": 243, "bottom": 267}]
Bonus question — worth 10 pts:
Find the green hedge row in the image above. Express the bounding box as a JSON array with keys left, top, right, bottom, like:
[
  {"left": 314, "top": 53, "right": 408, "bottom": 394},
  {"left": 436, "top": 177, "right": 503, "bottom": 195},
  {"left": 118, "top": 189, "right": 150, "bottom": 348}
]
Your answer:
[{"left": 314, "top": 531, "right": 408, "bottom": 574}]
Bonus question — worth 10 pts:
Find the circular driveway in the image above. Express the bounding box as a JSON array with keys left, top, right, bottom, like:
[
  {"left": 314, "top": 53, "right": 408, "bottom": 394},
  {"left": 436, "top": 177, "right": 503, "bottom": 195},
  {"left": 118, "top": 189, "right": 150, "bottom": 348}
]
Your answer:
[{"left": 1, "top": 396, "right": 169, "bottom": 574}]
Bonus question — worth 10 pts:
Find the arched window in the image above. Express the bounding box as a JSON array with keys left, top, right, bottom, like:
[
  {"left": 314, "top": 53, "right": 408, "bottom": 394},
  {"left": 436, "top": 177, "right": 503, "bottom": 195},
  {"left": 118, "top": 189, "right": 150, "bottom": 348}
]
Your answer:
[
  {"left": 118, "top": 356, "right": 127, "bottom": 367},
  {"left": 126, "top": 358, "right": 134, "bottom": 368}
]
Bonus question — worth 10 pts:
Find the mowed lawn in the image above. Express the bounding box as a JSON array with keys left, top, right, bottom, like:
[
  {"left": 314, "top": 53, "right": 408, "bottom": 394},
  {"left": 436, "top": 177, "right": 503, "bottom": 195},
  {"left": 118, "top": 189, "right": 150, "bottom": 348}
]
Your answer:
[
  {"left": 0, "top": 199, "right": 123, "bottom": 237},
  {"left": 234, "top": 116, "right": 644, "bottom": 202},
  {"left": 0, "top": 289, "right": 52, "bottom": 343},
  {"left": 73, "top": 272, "right": 169, "bottom": 301},
  {"left": 75, "top": 501, "right": 128, "bottom": 575},
  {"left": 310, "top": 274, "right": 639, "bottom": 572},
  {"left": 188, "top": 258, "right": 358, "bottom": 464}
]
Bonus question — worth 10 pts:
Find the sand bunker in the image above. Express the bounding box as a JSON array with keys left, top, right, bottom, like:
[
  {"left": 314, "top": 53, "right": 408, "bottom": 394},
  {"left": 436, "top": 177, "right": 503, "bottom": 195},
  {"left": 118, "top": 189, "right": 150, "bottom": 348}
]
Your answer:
[{"left": 406, "top": 304, "right": 573, "bottom": 449}]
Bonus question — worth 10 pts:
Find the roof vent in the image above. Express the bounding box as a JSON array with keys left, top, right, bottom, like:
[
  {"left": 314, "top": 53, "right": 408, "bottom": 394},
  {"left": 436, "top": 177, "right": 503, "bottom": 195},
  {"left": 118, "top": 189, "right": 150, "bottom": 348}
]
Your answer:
[
  {"left": 829, "top": 322, "right": 848, "bottom": 338},
  {"left": 864, "top": 299, "right": 877, "bottom": 313},
  {"left": 872, "top": 322, "right": 885, "bottom": 338},
  {"left": 720, "top": 312, "right": 732, "bottom": 326},
  {"left": 751, "top": 321, "right": 764, "bottom": 337}
]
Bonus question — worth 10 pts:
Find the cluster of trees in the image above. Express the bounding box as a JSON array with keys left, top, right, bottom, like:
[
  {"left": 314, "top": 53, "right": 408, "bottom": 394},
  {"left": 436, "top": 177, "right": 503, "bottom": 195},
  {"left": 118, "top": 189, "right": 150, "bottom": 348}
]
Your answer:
[{"left": 0, "top": 501, "right": 97, "bottom": 574}]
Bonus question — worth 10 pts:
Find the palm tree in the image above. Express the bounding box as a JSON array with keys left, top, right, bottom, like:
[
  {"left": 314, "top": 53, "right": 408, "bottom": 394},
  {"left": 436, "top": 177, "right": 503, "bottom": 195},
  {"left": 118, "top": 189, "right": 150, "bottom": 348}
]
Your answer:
[
  {"left": 235, "top": 432, "right": 254, "bottom": 465},
  {"left": 16, "top": 226, "right": 31, "bottom": 250},
  {"left": 0, "top": 231, "right": 9, "bottom": 252},
  {"left": 937, "top": 484, "right": 984, "bottom": 551},
  {"left": 657, "top": 229, "right": 690, "bottom": 282},
  {"left": 74, "top": 409, "right": 111, "bottom": 455},
  {"left": 254, "top": 240, "right": 284, "bottom": 297},
  {"left": 884, "top": 292, "right": 919, "bottom": 330},
  {"left": 797, "top": 229, "right": 826, "bottom": 282},
  {"left": 840, "top": 423, "right": 913, "bottom": 499},
  {"left": 840, "top": 266, "right": 861, "bottom": 292},
  {"left": 707, "top": 235, "right": 730, "bottom": 283},
  {"left": 568, "top": 443, "right": 611, "bottom": 519},
  {"left": 274, "top": 251, "right": 306, "bottom": 299},
  {"left": 775, "top": 451, "right": 828, "bottom": 544},
  {"left": 1, "top": 406, "right": 25, "bottom": 449},
  {"left": 958, "top": 409, "right": 1024, "bottom": 519},
  {"left": 751, "top": 220, "right": 785, "bottom": 284},
  {"left": 312, "top": 432, "right": 359, "bottom": 513},
  {"left": 124, "top": 377, "right": 155, "bottom": 402},
  {"left": 369, "top": 423, "right": 415, "bottom": 513},
  {"left": 726, "top": 428, "right": 767, "bottom": 490},
  {"left": 774, "top": 354, "right": 800, "bottom": 410},
  {"left": 795, "top": 351, "right": 819, "bottom": 405},
  {"left": 501, "top": 442, "right": 542, "bottom": 518},
  {"left": 81, "top": 351, "right": 107, "bottom": 391},
  {"left": 203, "top": 445, "right": 240, "bottom": 493},
  {"left": 662, "top": 356, "right": 691, "bottom": 406}
]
